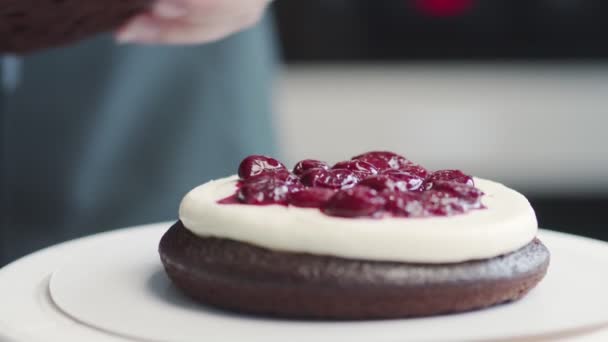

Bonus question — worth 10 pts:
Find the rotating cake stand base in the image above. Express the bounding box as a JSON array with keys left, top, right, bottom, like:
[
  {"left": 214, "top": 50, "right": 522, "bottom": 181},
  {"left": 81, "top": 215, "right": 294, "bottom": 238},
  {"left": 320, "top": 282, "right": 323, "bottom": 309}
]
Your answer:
[{"left": 1, "top": 222, "right": 608, "bottom": 342}]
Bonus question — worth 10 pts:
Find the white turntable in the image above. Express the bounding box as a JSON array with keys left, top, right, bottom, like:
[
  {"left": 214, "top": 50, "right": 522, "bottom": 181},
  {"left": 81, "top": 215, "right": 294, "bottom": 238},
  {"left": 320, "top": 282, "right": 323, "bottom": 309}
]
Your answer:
[{"left": 1, "top": 222, "right": 608, "bottom": 342}]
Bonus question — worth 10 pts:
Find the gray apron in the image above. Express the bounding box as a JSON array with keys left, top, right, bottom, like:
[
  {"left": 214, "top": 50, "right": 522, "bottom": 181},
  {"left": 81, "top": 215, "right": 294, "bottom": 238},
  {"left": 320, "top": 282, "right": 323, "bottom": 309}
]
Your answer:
[{"left": 0, "top": 15, "right": 278, "bottom": 265}]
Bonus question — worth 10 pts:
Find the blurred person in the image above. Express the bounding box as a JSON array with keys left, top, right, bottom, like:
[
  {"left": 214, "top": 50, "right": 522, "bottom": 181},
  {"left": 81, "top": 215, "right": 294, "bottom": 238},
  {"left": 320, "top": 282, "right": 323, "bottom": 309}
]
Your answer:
[{"left": 0, "top": 0, "right": 277, "bottom": 265}]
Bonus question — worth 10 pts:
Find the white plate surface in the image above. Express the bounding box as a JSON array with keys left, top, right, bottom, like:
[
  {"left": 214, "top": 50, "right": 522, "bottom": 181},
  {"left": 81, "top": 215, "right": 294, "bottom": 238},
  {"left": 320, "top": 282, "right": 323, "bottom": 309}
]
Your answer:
[{"left": 45, "top": 224, "right": 608, "bottom": 342}]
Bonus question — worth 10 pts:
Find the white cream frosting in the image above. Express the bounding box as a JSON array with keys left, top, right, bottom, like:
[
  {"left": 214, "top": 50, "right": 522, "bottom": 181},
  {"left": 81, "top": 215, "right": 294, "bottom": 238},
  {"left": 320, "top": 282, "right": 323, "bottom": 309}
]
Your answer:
[{"left": 179, "top": 175, "right": 538, "bottom": 263}]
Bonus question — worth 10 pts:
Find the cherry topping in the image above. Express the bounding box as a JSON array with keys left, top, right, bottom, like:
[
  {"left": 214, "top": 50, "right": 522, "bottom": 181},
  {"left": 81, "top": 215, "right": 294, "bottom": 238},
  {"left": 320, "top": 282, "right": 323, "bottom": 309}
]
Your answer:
[
  {"left": 299, "top": 168, "right": 329, "bottom": 187},
  {"left": 380, "top": 169, "right": 425, "bottom": 191},
  {"left": 332, "top": 160, "right": 378, "bottom": 178},
  {"left": 424, "top": 169, "right": 474, "bottom": 190},
  {"left": 397, "top": 164, "right": 429, "bottom": 179},
  {"left": 300, "top": 168, "right": 359, "bottom": 189},
  {"left": 271, "top": 170, "right": 302, "bottom": 186},
  {"left": 322, "top": 186, "right": 386, "bottom": 218},
  {"left": 238, "top": 155, "right": 286, "bottom": 180},
  {"left": 430, "top": 180, "right": 484, "bottom": 208},
  {"left": 237, "top": 174, "right": 291, "bottom": 205},
  {"left": 293, "top": 159, "right": 329, "bottom": 176},
  {"left": 226, "top": 153, "right": 485, "bottom": 219},
  {"left": 288, "top": 187, "right": 335, "bottom": 208},
  {"left": 419, "top": 190, "right": 466, "bottom": 216},
  {"left": 359, "top": 175, "right": 403, "bottom": 192},
  {"left": 352, "top": 151, "right": 410, "bottom": 170},
  {"left": 383, "top": 191, "right": 425, "bottom": 217}
]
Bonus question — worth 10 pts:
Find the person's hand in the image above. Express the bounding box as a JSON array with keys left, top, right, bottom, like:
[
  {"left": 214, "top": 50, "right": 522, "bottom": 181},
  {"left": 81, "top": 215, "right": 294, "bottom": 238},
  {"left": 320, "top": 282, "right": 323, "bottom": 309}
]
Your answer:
[{"left": 116, "top": 0, "right": 271, "bottom": 45}]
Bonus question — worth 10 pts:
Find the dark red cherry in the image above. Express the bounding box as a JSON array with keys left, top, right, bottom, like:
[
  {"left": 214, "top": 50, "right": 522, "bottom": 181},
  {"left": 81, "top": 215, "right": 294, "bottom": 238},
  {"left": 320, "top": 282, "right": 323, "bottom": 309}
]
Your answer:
[
  {"left": 322, "top": 186, "right": 386, "bottom": 218},
  {"left": 424, "top": 170, "right": 474, "bottom": 190},
  {"left": 352, "top": 151, "right": 406, "bottom": 162},
  {"left": 300, "top": 168, "right": 359, "bottom": 189},
  {"left": 332, "top": 160, "right": 378, "bottom": 178},
  {"left": 293, "top": 159, "right": 329, "bottom": 176},
  {"left": 419, "top": 190, "right": 466, "bottom": 216},
  {"left": 299, "top": 168, "right": 330, "bottom": 187},
  {"left": 352, "top": 151, "right": 410, "bottom": 170},
  {"left": 380, "top": 170, "right": 424, "bottom": 191},
  {"left": 383, "top": 191, "right": 425, "bottom": 217},
  {"left": 354, "top": 156, "right": 391, "bottom": 170},
  {"left": 237, "top": 174, "right": 290, "bottom": 205},
  {"left": 359, "top": 175, "right": 402, "bottom": 192},
  {"left": 430, "top": 181, "right": 484, "bottom": 208},
  {"left": 245, "top": 170, "right": 302, "bottom": 193},
  {"left": 397, "top": 164, "right": 429, "bottom": 179},
  {"left": 238, "top": 155, "right": 286, "bottom": 180},
  {"left": 271, "top": 170, "right": 302, "bottom": 186},
  {"left": 288, "top": 187, "right": 335, "bottom": 208},
  {"left": 358, "top": 173, "right": 422, "bottom": 193}
]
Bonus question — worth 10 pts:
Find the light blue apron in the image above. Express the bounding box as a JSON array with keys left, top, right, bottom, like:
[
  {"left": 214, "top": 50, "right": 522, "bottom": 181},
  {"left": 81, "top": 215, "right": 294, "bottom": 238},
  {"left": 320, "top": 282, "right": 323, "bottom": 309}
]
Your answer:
[{"left": 0, "top": 15, "right": 278, "bottom": 265}]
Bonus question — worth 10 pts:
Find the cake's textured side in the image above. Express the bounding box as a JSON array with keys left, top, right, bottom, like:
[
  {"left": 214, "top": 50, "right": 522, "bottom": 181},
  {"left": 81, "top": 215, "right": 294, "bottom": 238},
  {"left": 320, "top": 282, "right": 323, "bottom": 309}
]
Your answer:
[
  {"left": 0, "top": 0, "right": 151, "bottom": 53},
  {"left": 159, "top": 221, "right": 550, "bottom": 319}
]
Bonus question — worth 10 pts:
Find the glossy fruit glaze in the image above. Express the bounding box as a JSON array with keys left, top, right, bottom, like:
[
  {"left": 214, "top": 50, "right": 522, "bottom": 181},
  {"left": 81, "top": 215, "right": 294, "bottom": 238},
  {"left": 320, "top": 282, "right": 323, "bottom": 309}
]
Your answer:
[{"left": 221, "top": 152, "right": 484, "bottom": 218}]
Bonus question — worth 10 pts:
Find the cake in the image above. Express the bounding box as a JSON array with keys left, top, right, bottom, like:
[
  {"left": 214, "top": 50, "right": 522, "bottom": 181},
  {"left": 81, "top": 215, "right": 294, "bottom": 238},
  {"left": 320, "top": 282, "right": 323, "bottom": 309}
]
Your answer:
[
  {"left": 0, "top": 0, "right": 151, "bottom": 54},
  {"left": 159, "top": 151, "right": 550, "bottom": 319}
]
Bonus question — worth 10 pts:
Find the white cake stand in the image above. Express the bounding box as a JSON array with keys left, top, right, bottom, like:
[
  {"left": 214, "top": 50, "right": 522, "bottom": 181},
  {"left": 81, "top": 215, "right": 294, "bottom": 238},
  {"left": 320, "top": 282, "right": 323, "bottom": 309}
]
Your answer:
[{"left": 1, "top": 222, "right": 608, "bottom": 342}]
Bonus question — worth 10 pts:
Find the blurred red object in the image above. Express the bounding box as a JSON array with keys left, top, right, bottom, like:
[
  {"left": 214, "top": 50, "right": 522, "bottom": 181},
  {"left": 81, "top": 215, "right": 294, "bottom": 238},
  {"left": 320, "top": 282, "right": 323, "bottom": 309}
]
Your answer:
[{"left": 414, "top": 0, "right": 475, "bottom": 17}]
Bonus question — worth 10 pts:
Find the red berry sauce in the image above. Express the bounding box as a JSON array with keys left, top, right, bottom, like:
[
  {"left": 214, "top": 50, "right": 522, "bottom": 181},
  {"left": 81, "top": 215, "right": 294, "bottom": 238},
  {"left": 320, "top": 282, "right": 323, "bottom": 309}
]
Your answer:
[{"left": 220, "top": 152, "right": 485, "bottom": 218}]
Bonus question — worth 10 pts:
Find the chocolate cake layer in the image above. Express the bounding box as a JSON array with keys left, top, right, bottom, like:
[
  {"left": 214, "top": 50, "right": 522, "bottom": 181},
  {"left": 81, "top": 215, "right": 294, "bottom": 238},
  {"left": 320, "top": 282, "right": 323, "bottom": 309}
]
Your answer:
[
  {"left": 0, "top": 0, "right": 151, "bottom": 53},
  {"left": 159, "top": 221, "right": 550, "bottom": 319}
]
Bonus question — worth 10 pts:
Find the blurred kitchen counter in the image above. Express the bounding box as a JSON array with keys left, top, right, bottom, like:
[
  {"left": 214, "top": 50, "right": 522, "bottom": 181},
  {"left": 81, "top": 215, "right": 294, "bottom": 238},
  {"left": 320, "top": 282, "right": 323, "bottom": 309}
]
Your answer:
[{"left": 275, "top": 63, "right": 608, "bottom": 196}]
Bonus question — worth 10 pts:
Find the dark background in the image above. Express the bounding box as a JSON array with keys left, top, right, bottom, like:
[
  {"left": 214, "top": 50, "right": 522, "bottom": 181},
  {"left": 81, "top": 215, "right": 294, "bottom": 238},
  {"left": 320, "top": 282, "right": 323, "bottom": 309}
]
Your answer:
[{"left": 275, "top": 0, "right": 608, "bottom": 62}]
